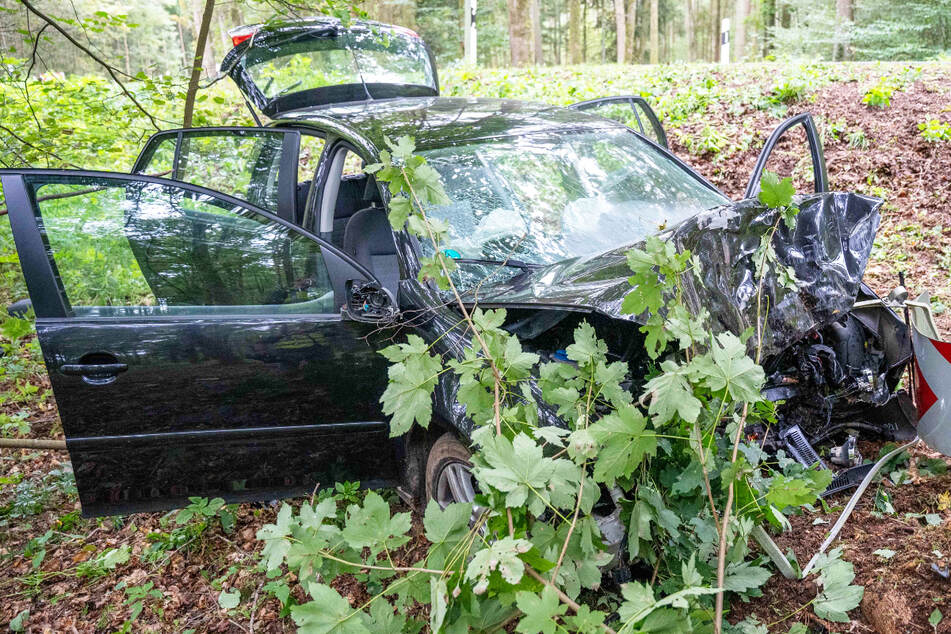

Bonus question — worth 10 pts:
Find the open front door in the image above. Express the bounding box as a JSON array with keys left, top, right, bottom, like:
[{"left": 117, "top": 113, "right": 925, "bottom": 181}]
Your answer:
[
  {"left": 745, "top": 112, "right": 829, "bottom": 199},
  {"left": 569, "top": 96, "right": 668, "bottom": 148},
  {"left": 1, "top": 170, "right": 398, "bottom": 516}
]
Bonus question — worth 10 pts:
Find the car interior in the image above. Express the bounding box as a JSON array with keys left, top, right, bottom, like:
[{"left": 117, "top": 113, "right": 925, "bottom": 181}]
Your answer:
[{"left": 314, "top": 145, "right": 401, "bottom": 299}]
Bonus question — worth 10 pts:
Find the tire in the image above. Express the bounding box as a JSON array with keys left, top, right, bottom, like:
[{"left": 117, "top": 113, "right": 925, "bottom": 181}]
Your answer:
[{"left": 425, "top": 432, "right": 476, "bottom": 508}]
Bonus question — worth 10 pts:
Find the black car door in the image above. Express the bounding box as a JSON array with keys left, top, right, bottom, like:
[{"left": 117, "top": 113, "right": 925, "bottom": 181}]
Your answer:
[
  {"left": 0, "top": 169, "right": 397, "bottom": 516},
  {"left": 569, "top": 96, "right": 669, "bottom": 148},
  {"left": 744, "top": 112, "right": 829, "bottom": 199}
]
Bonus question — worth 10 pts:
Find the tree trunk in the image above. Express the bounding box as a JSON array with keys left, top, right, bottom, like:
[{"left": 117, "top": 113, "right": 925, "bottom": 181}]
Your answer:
[
  {"left": 507, "top": 0, "right": 533, "bottom": 66},
  {"left": 761, "top": 0, "right": 775, "bottom": 57},
  {"left": 734, "top": 0, "right": 748, "bottom": 60},
  {"left": 649, "top": 0, "right": 658, "bottom": 63},
  {"left": 183, "top": 0, "right": 215, "bottom": 129},
  {"left": 582, "top": 0, "right": 588, "bottom": 62},
  {"left": 531, "top": 0, "right": 542, "bottom": 64},
  {"left": 569, "top": 0, "right": 582, "bottom": 63},
  {"left": 626, "top": 0, "right": 638, "bottom": 63},
  {"left": 684, "top": 0, "right": 693, "bottom": 62},
  {"left": 834, "top": 0, "right": 853, "bottom": 61},
  {"left": 712, "top": 0, "right": 721, "bottom": 62},
  {"left": 614, "top": 0, "right": 626, "bottom": 63}
]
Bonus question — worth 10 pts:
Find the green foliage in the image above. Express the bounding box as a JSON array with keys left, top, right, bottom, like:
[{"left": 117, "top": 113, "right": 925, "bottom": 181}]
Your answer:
[
  {"left": 919, "top": 119, "right": 951, "bottom": 142},
  {"left": 251, "top": 138, "right": 852, "bottom": 631},
  {"left": 862, "top": 77, "right": 897, "bottom": 108},
  {"left": 808, "top": 548, "right": 865, "bottom": 623},
  {"left": 175, "top": 496, "right": 236, "bottom": 534}
]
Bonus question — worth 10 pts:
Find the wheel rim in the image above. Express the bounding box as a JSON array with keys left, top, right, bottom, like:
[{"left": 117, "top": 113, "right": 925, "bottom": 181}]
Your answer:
[{"left": 435, "top": 460, "right": 476, "bottom": 508}]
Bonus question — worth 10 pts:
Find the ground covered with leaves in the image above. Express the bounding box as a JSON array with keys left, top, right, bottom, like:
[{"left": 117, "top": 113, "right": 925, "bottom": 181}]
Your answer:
[{"left": 1, "top": 60, "right": 950, "bottom": 632}]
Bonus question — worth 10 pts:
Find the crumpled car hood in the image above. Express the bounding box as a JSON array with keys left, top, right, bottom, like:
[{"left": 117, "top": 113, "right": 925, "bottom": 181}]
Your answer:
[{"left": 468, "top": 192, "right": 882, "bottom": 358}]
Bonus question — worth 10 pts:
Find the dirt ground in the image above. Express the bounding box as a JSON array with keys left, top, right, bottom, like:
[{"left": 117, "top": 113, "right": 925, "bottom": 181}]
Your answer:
[{"left": 1, "top": 64, "right": 951, "bottom": 632}]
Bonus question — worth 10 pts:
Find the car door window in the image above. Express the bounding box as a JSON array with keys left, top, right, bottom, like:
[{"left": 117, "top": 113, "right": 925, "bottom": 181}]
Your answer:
[
  {"left": 134, "top": 128, "right": 300, "bottom": 221},
  {"left": 569, "top": 97, "right": 668, "bottom": 148},
  {"left": 744, "top": 113, "right": 828, "bottom": 199},
  {"left": 26, "top": 174, "right": 334, "bottom": 317}
]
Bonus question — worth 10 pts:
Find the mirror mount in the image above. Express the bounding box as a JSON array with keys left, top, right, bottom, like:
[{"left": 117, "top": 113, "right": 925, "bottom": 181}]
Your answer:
[{"left": 343, "top": 280, "right": 398, "bottom": 323}]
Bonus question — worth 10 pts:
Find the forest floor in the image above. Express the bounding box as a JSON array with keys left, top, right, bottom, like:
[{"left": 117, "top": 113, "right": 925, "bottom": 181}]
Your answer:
[{"left": 1, "top": 61, "right": 950, "bottom": 632}]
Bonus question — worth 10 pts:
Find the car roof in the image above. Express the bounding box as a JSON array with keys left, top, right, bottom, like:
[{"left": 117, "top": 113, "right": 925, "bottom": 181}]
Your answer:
[{"left": 272, "top": 96, "right": 624, "bottom": 155}]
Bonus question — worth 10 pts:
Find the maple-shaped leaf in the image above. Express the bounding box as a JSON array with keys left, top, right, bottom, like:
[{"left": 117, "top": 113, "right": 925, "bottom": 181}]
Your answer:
[
  {"left": 465, "top": 536, "right": 532, "bottom": 594},
  {"left": 474, "top": 433, "right": 557, "bottom": 516},
  {"left": 642, "top": 359, "right": 702, "bottom": 425},
  {"left": 515, "top": 586, "right": 567, "bottom": 634},
  {"left": 757, "top": 170, "right": 795, "bottom": 209},
  {"left": 341, "top": 491, "right": 411, "bottom": 558},
  {"left": 256, "top": 503, "right": 295, "bottom": 571},
  {"left": 588, "top": 405, "right": 657, "bottom": 485},
  {"left": 690, "top": 332, "right": 765, "bottom": 403},
  {"left": 291, "top": 583, "right": 370, "bottom": 634},
  {"left": 379, "top": 336, "right": 442, "bottom": 436}
]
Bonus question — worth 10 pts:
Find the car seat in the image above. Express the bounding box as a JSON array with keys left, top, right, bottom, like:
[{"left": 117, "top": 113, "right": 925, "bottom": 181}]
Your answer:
[{"left": 343, "top": 178, "right": 399, "bottom": 298}]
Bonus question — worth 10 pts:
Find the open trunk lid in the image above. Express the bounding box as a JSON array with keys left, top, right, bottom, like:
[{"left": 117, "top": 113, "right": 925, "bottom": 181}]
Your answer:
[{"left": 220, "top": 18, "right": 439, "bottom": 118}]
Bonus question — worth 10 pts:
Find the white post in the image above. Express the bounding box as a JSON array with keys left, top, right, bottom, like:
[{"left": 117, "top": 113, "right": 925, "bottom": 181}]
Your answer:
[
  {"left": 464, "top": 0, "right": 478, "bottom": 66},
  {"left": 720, "top": 17, "right": 731, "bottom": 64}
]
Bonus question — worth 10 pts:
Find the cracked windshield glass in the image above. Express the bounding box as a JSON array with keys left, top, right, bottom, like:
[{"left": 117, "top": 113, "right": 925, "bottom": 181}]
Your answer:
[{"left": 423, "top": 128, "right": 729, "bottom": 286}]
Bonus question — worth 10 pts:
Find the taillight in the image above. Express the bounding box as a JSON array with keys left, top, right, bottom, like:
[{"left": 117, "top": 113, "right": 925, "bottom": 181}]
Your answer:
[{"left": 229, "top": 25, "right": 258, "bottom": 47}]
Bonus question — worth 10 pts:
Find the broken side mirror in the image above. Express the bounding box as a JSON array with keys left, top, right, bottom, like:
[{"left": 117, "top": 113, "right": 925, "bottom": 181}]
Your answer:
[
  {"left": 343, "top": 280, "right": 398, "bottom": 323},
  {"left": 745, "top": 112, "right": 829, "bottom": 200}
]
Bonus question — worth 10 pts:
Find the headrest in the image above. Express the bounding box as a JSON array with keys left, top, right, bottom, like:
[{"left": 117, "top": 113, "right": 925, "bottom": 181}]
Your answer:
[{"left": 363, "top": 174, "right": 383, "bottom": 205}]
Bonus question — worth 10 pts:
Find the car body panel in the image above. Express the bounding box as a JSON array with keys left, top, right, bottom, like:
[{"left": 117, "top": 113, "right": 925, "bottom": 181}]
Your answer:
[{"left": 0, "top": 170, "right": 398, "bottom": 516}]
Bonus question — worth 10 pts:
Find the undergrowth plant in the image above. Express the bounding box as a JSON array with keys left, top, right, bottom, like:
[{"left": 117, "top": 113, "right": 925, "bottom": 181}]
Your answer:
[{"left": 255, "top": 137, "right": 859, "bottom": 632}]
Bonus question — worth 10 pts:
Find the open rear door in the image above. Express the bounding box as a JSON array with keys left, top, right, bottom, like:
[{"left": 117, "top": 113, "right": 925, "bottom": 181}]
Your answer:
[
  {"left": 569, "top": 96, "right": 668, "bottom": 148},
  {"left": 221, "top": 18, "right": 439, "bottom": 118}
]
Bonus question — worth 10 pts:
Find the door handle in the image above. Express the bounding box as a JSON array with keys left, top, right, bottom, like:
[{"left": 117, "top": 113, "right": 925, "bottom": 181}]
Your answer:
[{"left": 60, "top": 362, "right": 128, "bottom": 386}]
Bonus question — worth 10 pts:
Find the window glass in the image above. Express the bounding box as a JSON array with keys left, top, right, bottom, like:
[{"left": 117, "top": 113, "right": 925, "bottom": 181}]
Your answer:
[
  {"left": 422, "top": 129, "right": 727, "bottom": 273},
  {"left": 341, "top": 149, "right": 365, "bottom": 176},
  {"left": 243, "top": 26, "right": 436, "bottom": 101},
  {"left": 135, "top": 130, "right": 287, "bottom": 213},
  {"left": 298, "top": 134, "right": 326, "bottom": 182},
  {"left": 138, "top": 137, "right": 176, "bottom": 177},
  {"left": 27, "top": 175, "right": 334, "bottom": 317}
]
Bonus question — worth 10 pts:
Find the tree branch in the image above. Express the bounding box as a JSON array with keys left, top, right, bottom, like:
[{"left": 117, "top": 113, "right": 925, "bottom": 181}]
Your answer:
[{"left": 16, "top": 0, "right": 162, "bottom": 130}]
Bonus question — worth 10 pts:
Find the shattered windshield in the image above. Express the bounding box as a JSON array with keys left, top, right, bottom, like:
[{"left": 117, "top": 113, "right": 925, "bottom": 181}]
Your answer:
[
  {"left": 422, "top": 129, "right": 729, "bottom": 268},
  {"left": 243, "top": 26, "right": 436, "bottom": 101}
]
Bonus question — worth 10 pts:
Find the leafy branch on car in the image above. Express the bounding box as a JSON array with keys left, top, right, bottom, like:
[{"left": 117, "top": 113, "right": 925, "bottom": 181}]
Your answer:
[{"left": 248, "top": 137, "right": 862, "bottom": 633}]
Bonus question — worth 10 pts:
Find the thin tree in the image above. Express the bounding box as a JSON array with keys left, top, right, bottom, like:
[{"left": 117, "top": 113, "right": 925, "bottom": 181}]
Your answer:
[
  {"left": 734, "top": 0, "right": 749, "bottom": 60},
  {"left": 182, "top": 0, "right": 215, "bottom": 130},
  {"left": 531, "top": 0, "right": 542, "bottom": 64},
  {"left": 649, "top": 0, "right": 658, "bottom": 63},
  {"left": 507, "top": 0, "right": 533, "bottom": 65},
  {"left": 614, "top": 0, "right": 626, "bottom": 63},
  {"left": 569, "top": 0, "right": 582, "bottom": 63},
  {"left": 626, "top": 0, "right": 638, "bottom": 63},
  {"left": 834, "top": 0, "right": 853, "bottom": 61}
]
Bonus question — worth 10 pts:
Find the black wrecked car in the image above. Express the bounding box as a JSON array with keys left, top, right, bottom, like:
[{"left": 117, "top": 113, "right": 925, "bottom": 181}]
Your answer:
[{"left": 0, "top": 18, "right": 914, "bottom": 520}]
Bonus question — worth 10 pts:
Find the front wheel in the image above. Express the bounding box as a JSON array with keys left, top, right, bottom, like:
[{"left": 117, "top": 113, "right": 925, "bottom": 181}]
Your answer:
[{"left": 425, "top": 433, "right": 477, "bottom": 509}]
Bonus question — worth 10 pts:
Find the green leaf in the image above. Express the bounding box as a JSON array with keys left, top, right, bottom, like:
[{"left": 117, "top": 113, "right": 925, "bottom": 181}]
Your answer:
[
  {"left": 813, "top": 582, "right": 864, "bottom": 622},
  {"left": 690, "top": 332, "right": 765, "bottom": 403},
  {"left": 564, "top": 605, "right": 607, "bottom": 633},
  {"left": 766, "top": 471, "right": 833, "bottom": 510},
  {"left": 758, "top": 170, "right": 795, "bottom": 209},
  {"left": 379, "top": 335, "right": 442, "bottom": 436},
  {"left": 465, "top": 536, "right": 532, "bottom": 594},
  {"left": 515, "top": 586, "right": 567, "bottom": 634},
  {"left": 475, "top": 433, "right": 557, "bottom": 516},
  {"left": 257, "top": 503, "right": 295, "bottom": 571},
  {"left": 588, "top": 405, "right": 657, "bottom": 485},
  {"left": 367, "top": 600, "right": 407, "bottom": 634},
  {"left": 99, "top": 545, "right": 130, "bottom": 570},
  {"left": 642, "top": 360, "right": 701, "bottom": 425},
  {"left": 929, "top": 608, "right": 943, "bottom": 628},
  {"left": 9, "top": 609, "right": 28, "bottom": 632},
  {"left": 341, "top": 491, "right": 411, "bottom": 557},
  {"left": 423, "top": 500, "right": 472, "bottom": 567},
  {"left": 723, "top": 562, "right": 771, "bottom": 594},
  {"left": 218, "top": 589, "right": 240, "bottom": 610},
  {"left": 291, "top": 583, "right": 370, "bottom": 634},
  {"left": 873, "top": 548, "right": 896, "bottom": 560}
]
